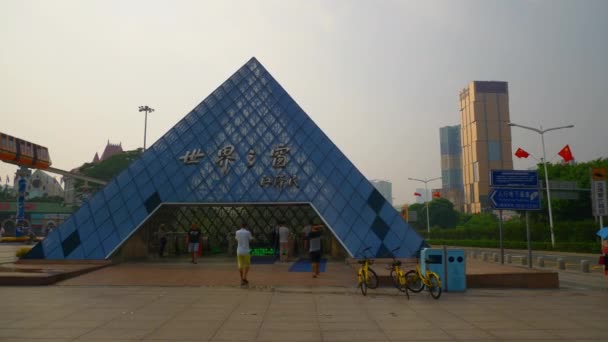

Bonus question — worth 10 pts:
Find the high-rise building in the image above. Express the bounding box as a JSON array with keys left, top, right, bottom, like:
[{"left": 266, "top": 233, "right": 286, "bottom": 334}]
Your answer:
[
  {"left": 370, "top": 180, "right": 393, "bottom": 205},
  {"left": 439, "top": 125, "right": 464, "bottom": 211},
  {"left": 459, "top": 81, "right": 513, "bottom": 213}
]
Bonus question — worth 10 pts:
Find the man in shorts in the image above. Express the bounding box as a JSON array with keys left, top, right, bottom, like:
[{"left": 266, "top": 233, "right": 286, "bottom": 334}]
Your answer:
[
  {"left": 235, "top": 222, "right": 253, "bottom": 286},
  {"left": 278, "top": 221, "right": 290, "bottom": 262},
  {"left": 187, "top": 224, "right": 201, "bottom": 264},
  {"left": 307, "top": 224, "right": 324, "bottom": 278}
]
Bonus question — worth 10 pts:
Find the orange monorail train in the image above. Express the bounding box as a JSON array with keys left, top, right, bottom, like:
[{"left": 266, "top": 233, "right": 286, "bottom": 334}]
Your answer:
[{"left": 0, "top": 132, "right": 52, "bottom": 169}]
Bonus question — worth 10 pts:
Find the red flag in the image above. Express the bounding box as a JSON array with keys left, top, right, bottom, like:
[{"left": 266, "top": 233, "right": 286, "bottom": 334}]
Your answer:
[
  {"left": 514, "top": 148, "right": 530, "bottom": 159},
  {"left": 432, "top": 191, "right": 441, "bottom": 198},
  {"left": 558, "top": 145, "right": 574, "bottom": 162},
  {"left": 414, "top": 192, "right": 422, "bottom": 197}
]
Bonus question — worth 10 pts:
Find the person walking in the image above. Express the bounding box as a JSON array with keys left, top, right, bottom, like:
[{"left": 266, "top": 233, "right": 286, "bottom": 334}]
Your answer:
[
  {"left": 158, "top": 224, "right": 168, "bottom": 257},
  {"left": 602, "top": 239, "right": 608, "bottom": 287},
  {"left": 187, "top": 224, "right": 201, "bottom": 264},
  {"left": 306, "top": 224, "right": 324, "bottom": 278},
  {"left": 235, "top": 222, "right": 253, "bottom": 286},
  {"left": 301, "top": 220, "right": 313, "bottom": 258},
  {"left": 0, "top": 226, "right": 4, "bottom": 242},
  {"left": 278, "top": 221, "right": 290, "bottom": 262}
]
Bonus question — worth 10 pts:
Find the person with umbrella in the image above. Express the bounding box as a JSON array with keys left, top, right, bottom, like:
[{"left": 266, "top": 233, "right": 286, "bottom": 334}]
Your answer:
[{"left": 597, "top": 227, "right": 608, "bottom": 287}]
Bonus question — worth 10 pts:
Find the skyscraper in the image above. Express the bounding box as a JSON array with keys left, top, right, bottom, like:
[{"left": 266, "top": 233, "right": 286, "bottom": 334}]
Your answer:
[
  {"left": 459, "top": 81, "right": 513, "bottom": 213},
  {"left": 439, "top": 125, "right": 464, "bottom": 211}
]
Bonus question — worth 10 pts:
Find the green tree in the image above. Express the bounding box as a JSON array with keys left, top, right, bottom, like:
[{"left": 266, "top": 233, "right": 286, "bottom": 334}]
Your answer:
[
  {"left": 532, "top": 158, "right": 608, "bottom": 222},
  {"left": 409, "top": 198, "right": 460, "bottom": 230},
  {"left": 74, "top": 149, "right": 143, "bottom": 192}
]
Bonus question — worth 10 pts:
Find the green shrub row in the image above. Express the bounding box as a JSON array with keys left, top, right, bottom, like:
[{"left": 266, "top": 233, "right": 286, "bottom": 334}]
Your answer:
[{"left": 426, "top": 239, "right": 600, "bottom": 254}]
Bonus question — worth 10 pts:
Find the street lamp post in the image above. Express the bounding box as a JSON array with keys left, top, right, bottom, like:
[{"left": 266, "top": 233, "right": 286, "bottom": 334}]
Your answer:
[
  {"left": 408, "top": 177, "right": 441, "bottom": 237},
  {"left": 138, "top": 105, "right": 155, "bottom": 152},
  {"left": 509, "top": 122, "right": 574, "bottom": 247}
]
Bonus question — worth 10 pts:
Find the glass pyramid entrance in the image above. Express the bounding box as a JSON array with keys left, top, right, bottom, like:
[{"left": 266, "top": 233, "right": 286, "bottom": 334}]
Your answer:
[{"left": 25, "top": 57, "right": 425, "bottom": 260}]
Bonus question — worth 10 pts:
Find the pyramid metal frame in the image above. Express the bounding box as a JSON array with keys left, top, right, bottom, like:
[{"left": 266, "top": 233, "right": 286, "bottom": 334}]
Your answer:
[{"left": 25, "top": 57, "right": 425, "bottom": 260}]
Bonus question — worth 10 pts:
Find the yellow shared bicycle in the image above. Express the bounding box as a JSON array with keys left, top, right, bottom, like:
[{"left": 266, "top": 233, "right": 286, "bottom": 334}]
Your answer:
[
  {"left": 387, "top": 247, "right": 409, "bottom": 298},
  {"left": 405, "top": 260, "right": 442, "bottom": 299},
  {"left": 356, "top": 246, "right": 379, "bottom": 296}
]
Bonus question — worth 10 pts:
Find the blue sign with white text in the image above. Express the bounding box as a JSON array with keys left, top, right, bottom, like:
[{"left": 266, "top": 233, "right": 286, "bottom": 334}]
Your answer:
[
  {"left": 489, "top": 188, "right": 541, "bottom": 210},
  {"left": 490, "top": 170, "right": 538, "bottom": 187}
]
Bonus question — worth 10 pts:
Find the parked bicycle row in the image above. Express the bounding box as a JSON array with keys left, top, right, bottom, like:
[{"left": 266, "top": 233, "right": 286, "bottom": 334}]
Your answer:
[{"left": 355, "top": 247, "right": 442, "bottom": 299}]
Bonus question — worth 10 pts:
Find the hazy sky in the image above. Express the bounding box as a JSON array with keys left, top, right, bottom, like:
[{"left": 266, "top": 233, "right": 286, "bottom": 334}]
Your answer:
[{"left": 1, "top": 0, "right": 607, "bottom": 205}]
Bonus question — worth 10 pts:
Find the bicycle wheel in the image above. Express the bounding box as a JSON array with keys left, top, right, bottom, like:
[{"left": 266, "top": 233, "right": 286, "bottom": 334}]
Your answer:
[
  {"left": 390, "top": 269, "right": 406, "bottom": 292},
  {"left": 359, "top": 270, "right": 368, "bottom": 296},
  {"left": 405, "top": 270, "right": 424, "bottom": 293},
  {"left": 366, "top": 268, "right": 379, "bottom": 289},
  {"left": 428, "top": 273, "right": 442, "bottom": 299}
]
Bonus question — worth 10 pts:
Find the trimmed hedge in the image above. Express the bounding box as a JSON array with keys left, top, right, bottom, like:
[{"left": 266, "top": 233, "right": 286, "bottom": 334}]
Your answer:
[{"left": 426, "top": 239, "right": 599, "bottom": 254}]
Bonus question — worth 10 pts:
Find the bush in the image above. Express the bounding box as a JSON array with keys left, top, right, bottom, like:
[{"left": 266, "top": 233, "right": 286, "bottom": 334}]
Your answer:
[{"left": 426, "top": 239, "right": 599, "bottom": 254}]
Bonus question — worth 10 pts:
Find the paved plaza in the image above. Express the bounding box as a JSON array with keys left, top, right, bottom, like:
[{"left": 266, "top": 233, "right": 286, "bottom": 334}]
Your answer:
[
  {"left": 2, "top": 243, "right": 608, "bottom": 341},
  {"left": 0, "top": 284, "right": 607, "bottom": 341}
]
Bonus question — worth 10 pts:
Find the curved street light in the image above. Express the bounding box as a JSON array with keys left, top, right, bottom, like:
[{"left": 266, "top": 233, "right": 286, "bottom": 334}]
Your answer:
[
  {"left": 408, "top": 176, "right": 442, "bottom": 237},
  {"left": 138, "top": 105, "right": 155, "bottom": 152},
  {"left": 509, "top": 122, "right": 574, "bottom": 247}
]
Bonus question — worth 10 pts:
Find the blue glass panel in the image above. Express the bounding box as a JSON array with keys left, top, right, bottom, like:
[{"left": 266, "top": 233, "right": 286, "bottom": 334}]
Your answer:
[
  {"left": 379, "top": 202, "right": 397, "bottom": 225},
  {"left": 360, "top": 205, "right": 376, "bottom": 226},
  {"left": 331, "top": 191, "right": 347, "bottom": 214},
  {"left": 102, "top": 180, "right": 119, "bottom": 201},
  {"left": 116, "top": 168, "right": 133, "bottom": 188},
  {"left": 96, "top": 218, "right": 114, "bottom": 242},
  {"left": 392, "top": 220, "right": 407, "bottom": 240},
  {"left": 116, "top": 218, "right": 135, "bottom": 240},
  {"left": 340, "top": 204, "right": 358, "bottom": 228},
  {"left": 356, "top": 179, "right": 374, "bottom": 200},
  {"left": 66, "top": 245, "right": 85, "bottom": 260},
  {"left": 86, "top": 245, "right": 106, "bottom": 259},
  {"left": 349, "top": 191, "right": 365, "bottom": 212},
  {"left": 322, "top": 201, "right": 339, "bottom": 227},
  {"left": 58, "top": 217, "right": 77, "bottom": 241},
  {"left": 129, "top": 205, "right": 148, "bottom": 225},
  {"left": 344, "top": 232, "right": 363, "bottom": 257},
  {"left": 46, "top": 246, "right": 65, "bottom": 260},
  {"left": 77, "top": 217, "right": 96, "bottom": 242},
  {"left": 41, "top": 231, "right": 61, "bottom": 255},
  {"left": 383, "top": 231, "right": 401, "bottom": 253},
  {"left": 362, "top": 231, "right": 382, "bottom": 255},
  {"left": 347, "top": 168, "right": 363, "bottom": 189},
  {"left": 93, "top": 205, "right": 111, "bottom": 228},
  {"left": 101, "top": 231, "right": 121, "bottom": 256},
  {"left": 73, "top": 204, "right": 91, "bottom": 229},
  {"left": 120, "top": 183, "right": 139, "bottom": 205},
  {"left": 331, "top": 221, "right": 349, "bottom": 238}
]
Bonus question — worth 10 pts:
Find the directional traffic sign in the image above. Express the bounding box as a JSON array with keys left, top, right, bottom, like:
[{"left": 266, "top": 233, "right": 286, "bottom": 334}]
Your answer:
[
  {"left": 489, "top": 188, "right": 541, "bottom": 210},
  {"left": 490, "top": 170, "right": 538, "bottom": 187}
]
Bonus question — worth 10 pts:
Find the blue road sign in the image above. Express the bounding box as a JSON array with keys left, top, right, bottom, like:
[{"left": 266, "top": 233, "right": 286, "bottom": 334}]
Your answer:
[
  {"left": 490, "top": 170, "right": 538, "bottom": 187},
  {"left": 489, "top": 188, "right": 541, "bottom": 210}
]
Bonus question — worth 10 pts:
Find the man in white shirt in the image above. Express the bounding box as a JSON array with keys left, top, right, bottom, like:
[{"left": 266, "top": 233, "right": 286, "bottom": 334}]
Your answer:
[
  {"left": 278, "top": 221, "right": 290, "bottom": 262},
  {"left": 235, "top": 222, "right": 253, "bottom": 286}
]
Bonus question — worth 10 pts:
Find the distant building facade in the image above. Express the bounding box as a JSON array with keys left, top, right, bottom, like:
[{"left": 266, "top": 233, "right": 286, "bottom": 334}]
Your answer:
[
  {"left": 370, "top": 179, "right": 393, "bottom": 205},
  {"left": 9, "top": 169, "right": 63, "bottom": 200},
  {"left": 459, "top": 81, "right": 513, "bottom": 213},
  {"left": 94, "top": 141, "right": 123, "bottom": 163},
  {"left": 439, "top": 125, "right": 464, "bottom": 211}
]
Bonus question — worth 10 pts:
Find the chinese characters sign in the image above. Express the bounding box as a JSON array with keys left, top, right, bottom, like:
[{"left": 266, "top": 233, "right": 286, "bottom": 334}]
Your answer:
[
  {"left": 178, "top": 144, "right": 299, "bottom": 189},
  {"left": 592, "top": 167, "right": 607, "bottom": 216}
]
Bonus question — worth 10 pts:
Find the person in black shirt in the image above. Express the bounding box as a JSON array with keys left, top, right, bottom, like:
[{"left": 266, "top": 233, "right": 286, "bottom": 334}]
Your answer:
[{"left": 188, "top": 224, "right": 201, "bottom": 264}]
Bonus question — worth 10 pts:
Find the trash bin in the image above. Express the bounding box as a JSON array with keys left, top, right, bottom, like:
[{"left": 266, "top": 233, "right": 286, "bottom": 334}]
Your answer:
[
  {"left": 446, "top": 249, "right": 466, "bottom": 292},
  {"left": 420, "top": 247, "right": 467, "bottom": 292}
]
